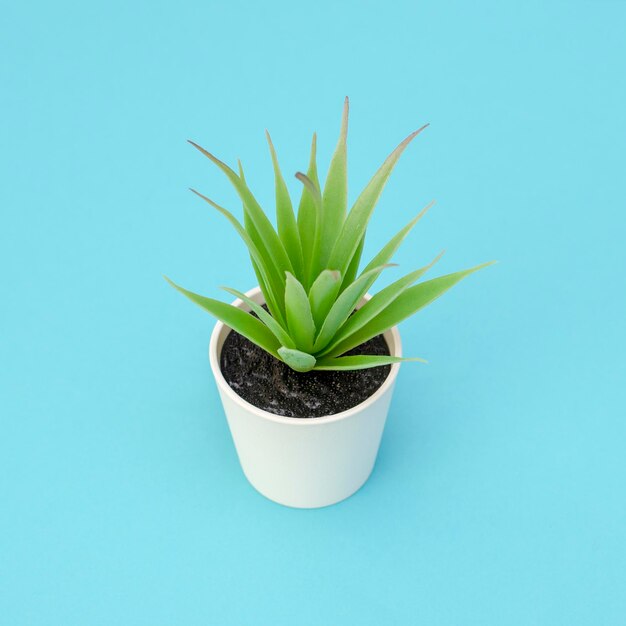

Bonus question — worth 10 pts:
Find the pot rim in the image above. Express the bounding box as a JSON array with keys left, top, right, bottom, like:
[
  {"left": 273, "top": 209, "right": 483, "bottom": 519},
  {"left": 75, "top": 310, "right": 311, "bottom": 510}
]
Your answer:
[{"left": 209, "top": 286, "right": 402, "bottom": 426}]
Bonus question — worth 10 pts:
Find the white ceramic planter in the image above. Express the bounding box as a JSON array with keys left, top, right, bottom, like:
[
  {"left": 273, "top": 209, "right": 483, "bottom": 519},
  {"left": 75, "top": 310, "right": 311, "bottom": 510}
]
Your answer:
[{"left": 209, "top": 287, "right": 402, "bottom": 509}]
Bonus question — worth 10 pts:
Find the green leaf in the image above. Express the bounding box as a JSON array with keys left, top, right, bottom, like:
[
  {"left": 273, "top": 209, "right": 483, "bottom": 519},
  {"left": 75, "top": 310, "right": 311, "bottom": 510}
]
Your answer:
[
  {"left": 243, "top": 213, "right": 284, "bottom": 321},
  {"left": 220, "top": 286, "right": 295, "bottom": 350},
  {"left": 361, "top": 201, "right": 434, "bottom": 274},
  {"left": 188, "top": 140, "right": 293, "bottom": 279},
  {"left": 308, "top": 269, "right": 342, "bottom": 329},
  {"left": 341, "top": 235, "right": 364, "bottom": 293},
  {"left": 237, "top": 160, "right": 288, "bottom": 325},
  {"left": 312, "top": 264, "right": 395, "bottom": 353},
  {"left": 295, "top": 172, "right": 324, "bottom": 288},
  {"left": 266, "top": 131, "right": 304, "bottom": 280},
  {"left": 319, "top": 96, "right": 349, "bottom": 268},
  {"left": 164, "top": 276, "right": 281, "bottom": 358},
  {"left": 236, "top": 160, "right": 277, "bottom": 319},
  {"left": 285, "top": 272, "right": 316, "bottom": 353},
  {"left": 313, "top": 355, "right": 426, "bottom": 371},
  {"left": 325, "top": 261, "right": 496, "bottom": 357},
  {"left": 296, "top": 133, "right": 320, "bottom": 289},
  {"left": 278, "top": 347, "right": 316, "bottom": 373},
  {"left": 327, "top": 124, "right": 429, "bottom": 275},
  {"left": 319, "top": 251, "right": 444, "bottom": 357},
  {"left": 189, "top": 188, "right": 286, "bottom": 328}
]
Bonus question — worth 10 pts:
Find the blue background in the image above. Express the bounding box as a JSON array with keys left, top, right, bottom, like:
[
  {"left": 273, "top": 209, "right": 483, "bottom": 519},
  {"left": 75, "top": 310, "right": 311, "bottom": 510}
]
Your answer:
[{"left": 2, "top": 1, "right": 625, "bottom": 624}]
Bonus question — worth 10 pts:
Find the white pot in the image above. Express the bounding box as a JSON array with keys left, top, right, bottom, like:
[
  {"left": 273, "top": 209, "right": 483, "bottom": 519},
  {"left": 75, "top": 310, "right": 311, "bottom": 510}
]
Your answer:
[{"left": 208, "top": 286, "right": 402, "bottom": 509}]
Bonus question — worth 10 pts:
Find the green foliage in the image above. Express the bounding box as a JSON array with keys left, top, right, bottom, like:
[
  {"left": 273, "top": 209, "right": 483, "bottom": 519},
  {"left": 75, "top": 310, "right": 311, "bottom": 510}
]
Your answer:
[{"left": 167, "top": 99, "right": 493, "bottom": 372}]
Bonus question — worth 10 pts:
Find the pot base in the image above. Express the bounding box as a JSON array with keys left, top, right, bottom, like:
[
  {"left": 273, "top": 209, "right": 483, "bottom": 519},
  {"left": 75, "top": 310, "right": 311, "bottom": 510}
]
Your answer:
[{"left": 241, "top": 459, "right": 376, "bottom": 509}]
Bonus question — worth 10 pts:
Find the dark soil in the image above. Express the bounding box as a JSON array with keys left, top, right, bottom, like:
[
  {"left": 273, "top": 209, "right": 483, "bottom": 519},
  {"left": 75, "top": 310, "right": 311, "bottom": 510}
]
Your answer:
[{"left": 220, "top": 322, "right": 391, "bottom": 419}]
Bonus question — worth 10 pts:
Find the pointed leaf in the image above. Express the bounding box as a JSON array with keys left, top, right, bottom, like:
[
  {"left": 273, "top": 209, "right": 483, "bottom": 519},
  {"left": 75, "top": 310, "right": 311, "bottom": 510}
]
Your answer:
[
  {"left": 188, "top": 140, "right": 293, "bottom": 277},
  {"left": 237, "top": 160, "right": 287, "bottom": 325},
  {"left": 319, "top": 251, "right": 444, "bottom": 357},
  {"left": 313, "top": 355, "right": 426, "bottom": 371},
  {"left": 295, "top": 172, "right": 324, "bottom": 288},
  {"left": 285, "top": 272, "right": 316, "bottom": 352},
  {"left": 189, "top": 188, "right": 286, "bottom": 327},
  {"left": 266, "top": 131, "right": 304, "bottom": 280},
  {"left": 326, "top": 261, "right": 496, "bottom": 357},
  {"left": 297, "top": 133, "right": 320, "bottom": 289},
  {"left": 308, "top": 269, "right": 342, "bottom": 329},
  {"left": 341, "top": 235, "right": 364, "bottom": 293},
  {"left": 165, "top": 277, "right": 280, "bottom": 358},
  {"left": 278, "top": 347, "right": 316, "bottom": 373},
  {"left": 319, "top": 97, "right": 349, "bottom": 267},
  {"left": 327, "top": 124, "right": 429, "bottom": 275},
  {"left": 239, "top": 160, "right": 273, "bottom": 316},
  {"left": 361, "top": 201, "right": 434, "bottom": 274},
  {"left": 221, "top": 286, "right": 295, "bottom": 349},
  {"left": 312, "top": 264, "right": 395, "bottom": 353}
]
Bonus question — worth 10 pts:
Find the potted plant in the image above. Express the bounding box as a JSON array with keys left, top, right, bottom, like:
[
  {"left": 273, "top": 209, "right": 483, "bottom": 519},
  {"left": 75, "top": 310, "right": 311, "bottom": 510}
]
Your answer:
[{"left": 166, "top": 98, "right": 493, "bottom": 508}]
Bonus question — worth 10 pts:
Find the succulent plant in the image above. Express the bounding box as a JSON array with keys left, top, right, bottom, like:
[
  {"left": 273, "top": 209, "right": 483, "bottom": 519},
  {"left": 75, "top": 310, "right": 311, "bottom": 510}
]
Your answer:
[{"left": 166, "top": 98, "right": 492, "bottom": 372}]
